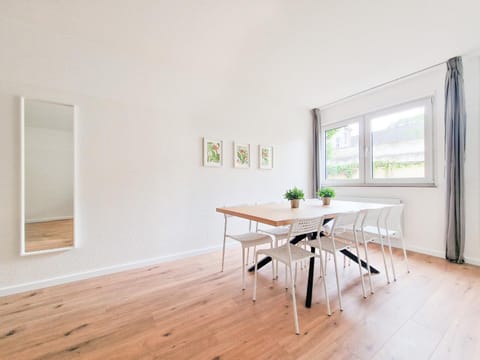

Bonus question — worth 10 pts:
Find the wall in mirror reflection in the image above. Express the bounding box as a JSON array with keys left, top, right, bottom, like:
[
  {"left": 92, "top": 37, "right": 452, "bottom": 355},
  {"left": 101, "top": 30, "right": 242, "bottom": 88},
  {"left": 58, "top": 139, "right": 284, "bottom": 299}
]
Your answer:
[{"left": 22, "top": 98, "right": 75, "bottom": 254}]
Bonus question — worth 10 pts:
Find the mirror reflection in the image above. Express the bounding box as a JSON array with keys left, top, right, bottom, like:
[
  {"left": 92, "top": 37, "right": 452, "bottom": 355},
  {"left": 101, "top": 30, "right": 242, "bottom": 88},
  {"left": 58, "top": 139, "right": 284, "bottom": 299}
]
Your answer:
[{"left": 22, "top": 98, "right": 75, "bottom": 254}]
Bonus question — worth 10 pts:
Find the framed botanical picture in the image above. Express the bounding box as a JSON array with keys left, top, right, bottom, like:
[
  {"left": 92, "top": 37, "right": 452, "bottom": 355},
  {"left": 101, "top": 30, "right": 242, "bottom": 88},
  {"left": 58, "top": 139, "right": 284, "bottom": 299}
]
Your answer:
[
  {"left": 233, "top": 143, "right": 250, "bottom": 169},
  {"left": 203, "top": 138, "right": 223, "bottom": 167},
  {"left": 259, "top": 145, "right": 274, "bottom": 169}
]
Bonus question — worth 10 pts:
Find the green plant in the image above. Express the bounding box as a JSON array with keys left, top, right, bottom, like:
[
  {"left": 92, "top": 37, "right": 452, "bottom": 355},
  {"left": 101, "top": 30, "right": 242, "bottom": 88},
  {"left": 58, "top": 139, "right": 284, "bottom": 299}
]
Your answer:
[
  {"left": 283, "top": 187, "right": 305, "bottom": 201},
  {"left": 317, "top": 187, "right": 336, "bottom": 198}
]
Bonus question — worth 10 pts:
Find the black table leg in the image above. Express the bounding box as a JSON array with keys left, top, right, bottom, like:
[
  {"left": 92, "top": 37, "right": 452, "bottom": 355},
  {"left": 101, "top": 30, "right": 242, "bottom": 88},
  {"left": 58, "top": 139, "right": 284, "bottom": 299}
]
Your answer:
[
  {"left": 249, "top": 255, "right": 272, "bottom": 272},
  {"left": 305, "top": 232, "right": 317, "bottom": 308},
  {"left": 340, "top": 249, "right": 380, "bottom": 274}
]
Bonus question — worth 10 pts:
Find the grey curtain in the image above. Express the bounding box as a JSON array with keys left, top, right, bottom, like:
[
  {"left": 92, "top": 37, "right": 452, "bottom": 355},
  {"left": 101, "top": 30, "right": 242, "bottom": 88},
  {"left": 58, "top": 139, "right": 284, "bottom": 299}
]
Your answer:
[
  {"left": 445, "top": 57, "right": 466, "bottom": 263},
  {"left": 312, "top": 108, "right": 321, "bottom": 196}
]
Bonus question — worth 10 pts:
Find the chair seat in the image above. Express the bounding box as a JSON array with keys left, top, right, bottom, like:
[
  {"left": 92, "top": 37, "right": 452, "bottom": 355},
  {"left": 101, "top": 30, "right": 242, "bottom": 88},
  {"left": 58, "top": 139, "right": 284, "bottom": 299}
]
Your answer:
[
  {"left": 363, "top": 226, "right": 397, "bottom": 237},
  {"left": 257, "top": 226, "right": 289, "bottom": 239},
  {"left": 329, "top": 229, "right": 378, "bottom": 244},
  {"left": 257, "top": 244, "right": 315, "bottom": 264},
  {"left": 306, "top": 237, "right": 351, "bottom": 253},
  {"left": 227, "top": 232, "right": 272, "bottom": 246}
]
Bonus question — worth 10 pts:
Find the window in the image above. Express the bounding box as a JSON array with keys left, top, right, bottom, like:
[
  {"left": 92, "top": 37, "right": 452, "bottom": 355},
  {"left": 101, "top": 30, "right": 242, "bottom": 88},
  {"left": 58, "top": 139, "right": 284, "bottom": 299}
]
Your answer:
[
  {"left": 321, "top": 98, "right": 434, "bottom": 186},
  {"left": 324, "top": 119, "right": 362, "bottom": 182}
]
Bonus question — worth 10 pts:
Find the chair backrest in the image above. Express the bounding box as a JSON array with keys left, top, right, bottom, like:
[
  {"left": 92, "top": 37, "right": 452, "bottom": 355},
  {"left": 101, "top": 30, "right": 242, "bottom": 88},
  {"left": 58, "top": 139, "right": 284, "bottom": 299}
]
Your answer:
[
  {"left": 331, "top": 211, "right": 363, "bottom": 234},
  {"left": 384, "top": 204, "right": 404, "bottom": 235},
  {"left": 360, "top": 207, "right": 384, "bottom": 229},
  {"left": 283, "top": 216, "right": 324, "bottom": 262},
  {"left": 288, "top": 216, "right": 324, "bottom": 239}
]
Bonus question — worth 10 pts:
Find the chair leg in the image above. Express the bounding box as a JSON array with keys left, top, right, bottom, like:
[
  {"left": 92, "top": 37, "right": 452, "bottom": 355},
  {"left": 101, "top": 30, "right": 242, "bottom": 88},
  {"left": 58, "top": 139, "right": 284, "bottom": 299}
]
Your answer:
[
  {"left": 301, "top": 242, "right": 307, "bottom": 270},
  {"left": 253, "top": 253, "right": 258, "bottom": 302},
  {"left": 400, "top": 234, "right": 410, "bottom": 273},
  {"left": 385, "top": 235, "right": 397, "bottom": 281},
  {"left": 221, "top": 235, "right": 227, "bottom": 272},
  {"left": 246, "top": 247, "right": 250, "bottom": 266},
  {"left": 324, "top": 251, "right": 328, "bottom": 276},
  {"left": 363, "top": 240, "right": 374, "bottom": 294},
  {"left": 270, "top": 241, "right": 275, "bottom": 280},
  {"left": 242, "top": 247, "right": 246, "bottom": 291},
  {"left": 274, "top": 237, "right": 279, "bottom": 279},
  {"left": 331, "top": 251, "right": 343, "bottom": 311},
  {"left": 353, "top": 239, "right": 367, "bottom": 299},
  {"left": 288, "top": 264, "right": 300, "bottom": 335},
  {"left": 294, "top": 263, "right": 298, "bottom": 287},
  {"left": 318, "top": 249, "right": 324, "bottom": 278},
  {"left": 318, "top": 251, "right": 331, "bottom": 316},
  {"left": 377, "top": 233, "right": 391, "bottom": 284}
]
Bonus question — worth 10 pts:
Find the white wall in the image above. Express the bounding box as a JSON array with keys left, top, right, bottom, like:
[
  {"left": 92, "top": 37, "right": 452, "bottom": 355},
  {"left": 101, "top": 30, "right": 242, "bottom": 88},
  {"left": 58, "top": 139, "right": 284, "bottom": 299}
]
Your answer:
[
  {"left": 0, "top": 85, "right": 314, "bottom": 294},
  {"left": 0, "top": 0, "right": 315, "bottom": 294},
  {"left": 463, "top": 56, "right": 480, "bottom": 265},
  {"left": 1, "top": 1, "right": 480, "bottom": 295},
  {"left": 25, "top": 126, "right": 74, "bottom": 222}
]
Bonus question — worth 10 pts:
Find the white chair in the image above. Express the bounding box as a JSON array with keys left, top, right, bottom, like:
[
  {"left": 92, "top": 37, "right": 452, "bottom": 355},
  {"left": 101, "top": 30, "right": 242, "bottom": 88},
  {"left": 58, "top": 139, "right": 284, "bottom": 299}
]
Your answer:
[
  {"left": 256, "top": 224, "right": 289, "bottom": 279},
  {"left": 306, "top": 211, "right": 368, "bottom": 311},
  {"left": 355, "top": 208, "right": 392, "bottom": 290},
  {"left": 330, "top": 208, "right": 393, "bottom": 291},
  {"left": 221, "top": 209, "right": 273, "bottom": 290},
  {"left": 321, "top": 208, "right": 393, "bottom": 292},
  {"left": 256, "top": 201, "right": 301, "bottom": 279},
  {"left": 253, "top": 217, "right": 330, "bottom": 335},
  {"left": 363, "top": 204, "right": 409, "bottom": 280},
  {"left": 255, "top": 202, "right": 290, "bottom": 242}
]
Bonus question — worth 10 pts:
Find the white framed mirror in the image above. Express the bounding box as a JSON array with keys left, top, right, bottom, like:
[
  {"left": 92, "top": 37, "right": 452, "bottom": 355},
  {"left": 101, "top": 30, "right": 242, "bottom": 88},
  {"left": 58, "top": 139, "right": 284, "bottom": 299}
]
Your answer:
[{"left": 21, "top": 97, "right": 76, "bottom": 255}]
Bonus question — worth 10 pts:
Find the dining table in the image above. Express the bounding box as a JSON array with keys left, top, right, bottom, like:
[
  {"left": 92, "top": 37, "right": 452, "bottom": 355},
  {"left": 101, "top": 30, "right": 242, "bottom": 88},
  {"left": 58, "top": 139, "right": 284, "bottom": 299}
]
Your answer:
[{"left": 216, "top": 199, "right": 392, "bottom": 308}]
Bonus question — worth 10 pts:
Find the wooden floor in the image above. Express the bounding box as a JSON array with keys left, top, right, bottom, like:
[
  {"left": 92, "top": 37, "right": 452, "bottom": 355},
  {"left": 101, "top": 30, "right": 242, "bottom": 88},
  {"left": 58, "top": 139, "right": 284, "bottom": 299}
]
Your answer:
[
  {"left": 25, "top": 219, "right": 74, "bottom": 252},
  {"left": 1, "top": 245, "right": 479, "bottom": 359}
]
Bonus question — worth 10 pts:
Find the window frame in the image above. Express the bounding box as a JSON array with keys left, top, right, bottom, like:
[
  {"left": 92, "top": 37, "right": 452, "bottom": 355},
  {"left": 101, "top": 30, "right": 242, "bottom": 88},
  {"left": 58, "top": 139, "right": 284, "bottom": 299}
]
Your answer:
[{"left": 320, "top": 97, "right": 435, "bottom": 187}]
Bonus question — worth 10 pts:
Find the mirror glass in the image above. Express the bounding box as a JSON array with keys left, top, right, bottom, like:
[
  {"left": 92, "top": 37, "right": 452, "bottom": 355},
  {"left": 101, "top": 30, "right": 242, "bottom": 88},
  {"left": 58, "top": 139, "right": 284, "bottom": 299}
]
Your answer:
[{"left": 22, "top": 98, "right": 75, "bottom": 254}]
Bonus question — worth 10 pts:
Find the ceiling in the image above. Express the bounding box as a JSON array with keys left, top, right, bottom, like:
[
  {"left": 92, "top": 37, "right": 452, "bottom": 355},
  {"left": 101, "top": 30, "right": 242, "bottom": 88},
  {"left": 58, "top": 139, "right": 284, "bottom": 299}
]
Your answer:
[{"left": 1, "top": 0, "right": 479, "bottom": 107}]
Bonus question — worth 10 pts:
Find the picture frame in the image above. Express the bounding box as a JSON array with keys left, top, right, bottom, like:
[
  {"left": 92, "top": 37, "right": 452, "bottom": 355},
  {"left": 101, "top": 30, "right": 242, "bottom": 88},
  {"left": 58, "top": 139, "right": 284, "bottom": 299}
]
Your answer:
[
  {"left": 203, "top": 138, "right": 223, "bottom": 167},
  {"left": 233, "top": 143, "right": 250, "bottom": 169},
  {"left": 259, "top": 145, "right": 274, "bottom": 169}
]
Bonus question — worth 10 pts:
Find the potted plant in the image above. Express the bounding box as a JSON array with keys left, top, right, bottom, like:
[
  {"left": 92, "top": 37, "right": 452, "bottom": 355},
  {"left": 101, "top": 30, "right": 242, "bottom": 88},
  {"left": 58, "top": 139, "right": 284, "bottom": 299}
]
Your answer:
[
  {"left": 283, "top": 187, "right": 305, "bottom": 208},
  {"left": 317, "top": 187, "right": 336, "bottom": 206}
]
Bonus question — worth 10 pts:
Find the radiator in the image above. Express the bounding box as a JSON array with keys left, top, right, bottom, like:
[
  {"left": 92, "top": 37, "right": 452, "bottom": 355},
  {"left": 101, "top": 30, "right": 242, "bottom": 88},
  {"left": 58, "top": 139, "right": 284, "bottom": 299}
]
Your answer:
[{"left": 335, "top": 196, "right": 401, "bottom": 204}]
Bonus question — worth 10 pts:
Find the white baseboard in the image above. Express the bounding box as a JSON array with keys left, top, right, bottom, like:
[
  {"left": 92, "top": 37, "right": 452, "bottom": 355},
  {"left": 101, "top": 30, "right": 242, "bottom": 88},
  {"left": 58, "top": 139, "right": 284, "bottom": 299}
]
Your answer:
[
  {"left": 463, "top": 256, "right": 480, "bottom": 266},
  {"left": 374, "top": 239, "right": 480, "bottom": 266},
  {"left": 405, "top": 244, "right": 444, "bottom": 258},
  {"left": 2, "top": 241, "right": 477, "bottom": 298},
  {"left": 371, "top": 238, "right": 444, "bottom": 259},
  {"left": 26, "top": 216, "right": 74, "bottom": 224},
  {"left": 0, "top": 244, "right": 229, "bottom": 297}
]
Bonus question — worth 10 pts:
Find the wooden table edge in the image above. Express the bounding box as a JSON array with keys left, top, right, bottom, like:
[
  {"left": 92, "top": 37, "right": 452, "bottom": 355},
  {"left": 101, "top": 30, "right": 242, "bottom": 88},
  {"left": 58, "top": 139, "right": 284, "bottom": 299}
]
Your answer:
[{"left": 216, "top": 207, "right": 291, "bottom": 227}]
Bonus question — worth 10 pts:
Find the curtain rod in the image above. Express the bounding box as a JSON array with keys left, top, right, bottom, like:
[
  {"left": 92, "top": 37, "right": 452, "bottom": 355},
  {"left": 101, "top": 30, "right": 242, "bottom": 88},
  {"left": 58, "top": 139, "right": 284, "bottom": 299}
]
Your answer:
[{"left": 317, "top": 60, "right": 446, "bottom": 111}]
